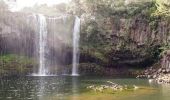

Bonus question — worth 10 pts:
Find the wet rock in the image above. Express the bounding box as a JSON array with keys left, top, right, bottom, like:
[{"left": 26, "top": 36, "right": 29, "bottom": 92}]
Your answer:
[
  {"left": 158, "top": 68, "right": 162, "bottom": 73},
  {"left": 156, "top": 74, "right": 170, "bottom": 84},
  {"left": 87, "top": 81, "right": 139, "bottom": 93},
  {"left": 147, "top": 75, "right": 151, "bottom": 79},
  {"left": 153, "top": 75, "right": 157, "bottom": 78},
  {"left": 166, "top": 69, "right": 170, "bottom": 73},
  {"left": 162, "top": 69, "right": 166, "bottom": 73}
]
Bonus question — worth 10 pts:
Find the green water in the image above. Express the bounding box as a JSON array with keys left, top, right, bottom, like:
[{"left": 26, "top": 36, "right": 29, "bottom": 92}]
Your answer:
[{"left": 0, "top": 76, "right": 169, "bottom": 100}]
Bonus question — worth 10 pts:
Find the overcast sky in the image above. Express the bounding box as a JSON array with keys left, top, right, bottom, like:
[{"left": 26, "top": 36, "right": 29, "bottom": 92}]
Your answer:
[{"left": 4, "top": 0, "right": 71, "bottom": 11}]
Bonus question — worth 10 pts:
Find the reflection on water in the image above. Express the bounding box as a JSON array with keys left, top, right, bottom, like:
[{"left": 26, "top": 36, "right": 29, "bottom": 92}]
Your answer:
[
  {"left": 161, "top": 85, "right": 170, "bottom": 100},
  {"left": 38, "top": 77, "right": 45, "bottom": 100},
  {"left": 0, "top": 76, "right": 66, "bottom": 100},
  {"left": 71, "top": 77, "right": 79, "bottom": 100},
  {"left": 0, "top": 76, "right": 170, "bottom": 100}
]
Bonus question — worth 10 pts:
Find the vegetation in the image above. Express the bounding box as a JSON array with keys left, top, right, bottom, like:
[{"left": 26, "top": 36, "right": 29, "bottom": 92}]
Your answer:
[
  {"left": 75, "top": 0, "right": 163, "bottom": 68},
  {"left": 0, "top": 0, "right": 170, "bottom": 76},
  {"left": 0, "top": 54, "right": 37, "bottom": 76},
  {"left": 0, "top": 1, "right": 170, "bottom": 100},
  {"left": 154, "top": 0, "right": 170, "bottom": 17},
  {"left": 149, "top": 0, "right": 170, "bottom": 61},
  {"left": 22, "top": 3, "right": 68, "bottom": 16}
]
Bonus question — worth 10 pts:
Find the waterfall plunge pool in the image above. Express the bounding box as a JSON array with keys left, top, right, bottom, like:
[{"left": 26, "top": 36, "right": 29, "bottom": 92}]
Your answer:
[{"left": 0, "top": 76, "right": 170, "bottom": 100}]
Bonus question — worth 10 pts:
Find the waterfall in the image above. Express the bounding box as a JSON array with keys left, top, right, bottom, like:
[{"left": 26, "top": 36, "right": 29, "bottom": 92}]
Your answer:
[
  {"left": 38, "top": 14, "right": 48, "bottom": 76},
  {"left": 30, "top": 15, "right": 80, "bottom": 76},
  {"left": 31, "top": 14, "right": 48, "bottom": 76},
  {"left": 72, "top": 16, "right": 80, "bottom": 76}
]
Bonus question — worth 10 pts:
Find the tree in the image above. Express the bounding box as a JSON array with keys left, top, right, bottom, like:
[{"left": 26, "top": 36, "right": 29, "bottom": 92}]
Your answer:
[{"left": 155, "top": 0, "right": 170, "bottom": 16}]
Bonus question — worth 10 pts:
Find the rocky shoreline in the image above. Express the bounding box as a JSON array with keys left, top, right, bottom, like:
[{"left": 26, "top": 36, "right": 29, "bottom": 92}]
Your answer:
[
  {"left": 137, "top": 64, "right": 170, "bottom": 84},
  {"left": 156, "top": 74, "right": 170, "bottom": 84}
]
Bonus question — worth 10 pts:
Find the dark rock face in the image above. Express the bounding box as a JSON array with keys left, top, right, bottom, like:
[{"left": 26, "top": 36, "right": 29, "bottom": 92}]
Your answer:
[
  {"left": 153, "top": 51, "right": 170, "bottom": 84},
  {"left": 162, "top": 50, "right": 170, "bottom": 69},
  {"left": 79, "top": 2, "right": 170, "bottom": 68},
  {"left": 137, "top": 51, "right": 170, "bottom": 84}
]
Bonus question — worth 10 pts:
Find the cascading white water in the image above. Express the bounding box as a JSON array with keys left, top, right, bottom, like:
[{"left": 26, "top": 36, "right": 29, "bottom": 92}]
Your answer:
[
  {"left": 31, "top": 15, "right": 80, "bottom": 76},
  {"left": 72, "top": 16, "right": 80, "bottom": 76},
  {"left": 38, "top": 14, "right": 48, "bottom": 76}
]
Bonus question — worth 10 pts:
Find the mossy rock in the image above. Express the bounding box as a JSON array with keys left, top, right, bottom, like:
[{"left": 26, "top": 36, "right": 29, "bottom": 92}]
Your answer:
[{"left": 0, "top": 54, "right": 38, "bottom": 76}]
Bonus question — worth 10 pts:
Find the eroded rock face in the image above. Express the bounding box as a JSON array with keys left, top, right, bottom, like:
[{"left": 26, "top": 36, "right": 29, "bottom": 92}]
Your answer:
[
  {"left": 153, "top": 51, "right": 170, "bottom": 84},
  {"left": 79, "top": 4, "right": 170, "bottom": 67},
  {"left": 137, "top": 51, "right": 170, "bottom": 84},
  {"left": 162, "top": 50, "right": 170, "bottom": 69}
]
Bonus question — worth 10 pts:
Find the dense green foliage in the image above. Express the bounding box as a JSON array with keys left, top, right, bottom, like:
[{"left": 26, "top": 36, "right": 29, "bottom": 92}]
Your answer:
[
  {"left": 69, "top": 0, "right": 153, "bottom": 16},
  {"left": 69, "top": 0, "right": 170, "bottom": 71},
  {"left": 0, "top": 54, "right": 37, "bottom": 76},
  {"left": 151, "top": 0, "right": 170, "bottom": 62},
  {"left": 154, "top": 0, "right": 170, "bottom": 16}
]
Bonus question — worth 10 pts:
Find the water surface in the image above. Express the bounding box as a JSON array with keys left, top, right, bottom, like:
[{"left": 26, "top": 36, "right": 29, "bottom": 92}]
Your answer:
[{"left": 0, "top": 76, "right": 169, "bottom": 100}]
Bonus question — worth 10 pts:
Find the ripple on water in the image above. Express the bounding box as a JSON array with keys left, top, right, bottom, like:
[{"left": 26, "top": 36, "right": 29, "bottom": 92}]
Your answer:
[
  {"left": 0, "top": 77, "right": 170, "bottom": 100},
  {"left": 6, "top": 97, "right": 12, "bottom": 99}
]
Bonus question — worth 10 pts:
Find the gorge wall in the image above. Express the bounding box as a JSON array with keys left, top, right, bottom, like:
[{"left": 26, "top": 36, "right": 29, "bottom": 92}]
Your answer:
[
  {"left": 0, "top": 0, "right": 170, "bottom": 76},
  {"left": 72, "top": 0, "right": 170, "bottom": 75}
]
